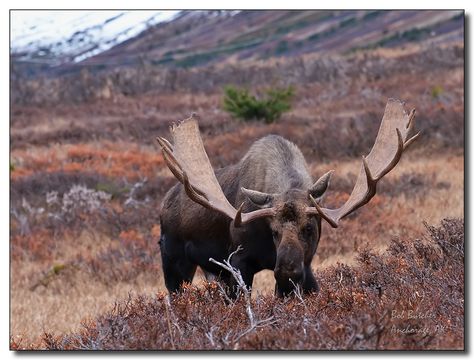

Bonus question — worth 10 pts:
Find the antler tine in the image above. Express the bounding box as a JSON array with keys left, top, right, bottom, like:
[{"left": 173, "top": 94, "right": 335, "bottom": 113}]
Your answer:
[
  {"left": 309, "top": 194, "right": 338, "bottom": 228},
  {"left": 156, "top": 136, "right": 176, "bottom": 162},
  {"left": 403, "top": 108, "right": 420, "bottom": 150},
  {"left": 238, "top": 207, "right": 278, "bottom": 227},
  {"left": 234, "top": 202, "right": 244, "bottom": 227},
  {"left": 158, "top": 140, "right": 186, "bottom": 183},
  {"left": 404, "top": 131, "right": 421, "bottom": 150},
  {"left": 406, "top": 108, "right": 416, "bottom": 131},
  {"left": 362, "top": 156, "right": 376, "bottom": 186},
  {"left": 181, "top": 171, "right": 211, "bottom": 208},
  {"left": 157, "top": 136, "right": 174, "bottom": 150}
]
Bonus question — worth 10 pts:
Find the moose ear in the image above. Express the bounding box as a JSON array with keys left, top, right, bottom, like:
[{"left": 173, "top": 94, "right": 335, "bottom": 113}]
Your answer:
[
  {"left": 241, "top": 187, "right": 274, "bottom": 208},
  {"left": 308, "top": 170, "right": 333, "bottom": 200}
]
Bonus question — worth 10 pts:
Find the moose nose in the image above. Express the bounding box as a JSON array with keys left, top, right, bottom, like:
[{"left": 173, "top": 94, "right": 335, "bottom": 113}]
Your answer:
[{"left": 275, "top": 263, "right": 304, "bottom": 282}]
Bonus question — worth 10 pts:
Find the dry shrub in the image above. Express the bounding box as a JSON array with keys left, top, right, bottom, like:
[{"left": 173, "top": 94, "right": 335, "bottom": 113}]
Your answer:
[
  {"left": 378, "top": 172, "right": 441, "bottom": 198},
  {"left": 11, "top": 170, "right": 174, "bottom": 208},
  {"left": 423, "top": 218, "right": 463, "bottom": 261},
  {"left": 11, "top": 142, "right": 164, "bottom": 181},
  {"left": 96, "top": 195, "right": 162, "bottom": 236},
  {"left": 85, "top": 229, "right": 159, "bottom": 285},
  {"left": 10, "top": 114, "right": 170, "bottom": 150},
  {"left": 10, "top": 173, "right": 172, "bottom": 266},
  {"left": 11, "top": 44, "right": 463, "bottom": 107},
  {"left": 12, "top": 125, "right": 97, "bottom": 149},
  {"left": 15, "top": 218, "right": 463, "bottom": 350},
  {"left": 11, "top": 229, "right": 58, "bottom": 262}
]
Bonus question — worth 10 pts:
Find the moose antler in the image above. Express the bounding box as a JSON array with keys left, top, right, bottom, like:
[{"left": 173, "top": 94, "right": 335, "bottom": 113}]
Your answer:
[
  {"left": 306, "top": 98, "right": 420, "bottom": 228},
  {"left": 156, "top": 114, "right": 276, "bottom": 227}
]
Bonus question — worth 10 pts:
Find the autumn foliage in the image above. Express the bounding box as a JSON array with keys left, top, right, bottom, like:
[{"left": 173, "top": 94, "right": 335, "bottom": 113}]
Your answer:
[{"left": 12, "top": 219, "right": 464, "bottom": 350}]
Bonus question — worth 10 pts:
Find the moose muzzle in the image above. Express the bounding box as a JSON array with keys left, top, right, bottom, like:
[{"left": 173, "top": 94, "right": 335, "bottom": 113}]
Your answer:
[{"left": 274, "top": 225, "right": 305, "bottom": 293}]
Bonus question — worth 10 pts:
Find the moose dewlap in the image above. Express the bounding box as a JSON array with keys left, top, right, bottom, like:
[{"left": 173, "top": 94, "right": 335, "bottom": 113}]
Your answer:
[{"left": 156, "top": 99, "right": 419, "bottom": 297}]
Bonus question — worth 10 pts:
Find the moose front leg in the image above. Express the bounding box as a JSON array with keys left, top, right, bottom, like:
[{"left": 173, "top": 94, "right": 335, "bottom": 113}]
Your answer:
[
  {"left": 274, "top": 266, "right": 319, "bottom": 297},
  {"left": 302, "top": 266, "right": 319, "bottom": 294},
  {"left": 227, "top": 255, "right": 256, "bottom": 299}
]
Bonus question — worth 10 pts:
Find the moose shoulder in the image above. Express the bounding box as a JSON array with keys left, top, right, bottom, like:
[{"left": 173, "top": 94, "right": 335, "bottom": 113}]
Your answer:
[{"left": 157, "top": 99, "right": 419, "bottom": 297}]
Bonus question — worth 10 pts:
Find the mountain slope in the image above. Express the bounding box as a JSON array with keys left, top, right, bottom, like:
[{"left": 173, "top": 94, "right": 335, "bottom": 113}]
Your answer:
[
  {"left": 83, "top": 10, "right": 463, "bottom": 68},
  {"left": 11, "top": 11, "right": 180, "bottom": 65},
  {"left": 11, "top": 10, "right": 463, "bottom": 77}
]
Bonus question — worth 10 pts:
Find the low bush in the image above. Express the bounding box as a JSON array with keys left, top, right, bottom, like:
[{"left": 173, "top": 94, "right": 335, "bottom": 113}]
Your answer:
[
  {"left": 15, "top": 218, "right": 463, "bottom": 350},
  {"left": 222, "top": 85, "right": 294, "bottom": 123}
]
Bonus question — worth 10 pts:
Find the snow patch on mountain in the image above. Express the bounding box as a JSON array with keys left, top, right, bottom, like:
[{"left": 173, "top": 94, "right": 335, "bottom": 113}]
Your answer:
[{"left": 11, "top": 10, "right": 180, "bottom": 64}]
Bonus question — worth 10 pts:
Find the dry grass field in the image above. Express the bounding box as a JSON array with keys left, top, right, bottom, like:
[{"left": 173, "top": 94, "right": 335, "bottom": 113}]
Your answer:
[{"left": 10, "top": 42, "right": 464, "bottom": 349}]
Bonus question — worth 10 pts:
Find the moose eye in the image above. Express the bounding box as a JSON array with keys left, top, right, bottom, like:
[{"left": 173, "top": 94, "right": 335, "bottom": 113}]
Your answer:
[
  {"left": 271, "top": 230, "right": 279, "bottom": 239},
  {"left": 302, "top": 224, "right": 313, "bottom": 237}
]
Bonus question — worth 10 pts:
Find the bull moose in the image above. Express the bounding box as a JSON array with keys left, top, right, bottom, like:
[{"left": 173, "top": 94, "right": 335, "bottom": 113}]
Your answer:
[{"left": 156, "top": 99, "right": 419, "bottom": 297}]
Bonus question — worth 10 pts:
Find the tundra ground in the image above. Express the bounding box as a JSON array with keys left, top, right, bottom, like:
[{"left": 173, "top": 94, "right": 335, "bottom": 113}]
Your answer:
[{"left": 10, "top": 43, "right": 464, "bottom": 349}]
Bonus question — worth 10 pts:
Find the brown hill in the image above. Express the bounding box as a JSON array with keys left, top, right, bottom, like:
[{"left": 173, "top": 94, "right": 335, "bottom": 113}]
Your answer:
[{"left": 80, "top": 10, "right": 464, "bottom": 69}]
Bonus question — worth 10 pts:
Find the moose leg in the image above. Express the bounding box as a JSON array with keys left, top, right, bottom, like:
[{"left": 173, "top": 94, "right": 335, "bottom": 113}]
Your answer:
[
  {"left": 301, "top": 266, "right": 319, "bottom": 294},
  {"left": 228, "top": 256, "right": 255, "bottom": 298},
  {"left": 274, "top": 267, "right": 319, "bottom": 297},
  {"left": 274, "top": 282, "right": 293, "bottom": 297},
  {"left": 203, "top": 270, "right": 217, "bottom": 282},
  {"left": 161, "top": 247, "right": 197, "bottom": 293},
  {"left": 274, "top": 283, "right": 280, "bottom": 297}
]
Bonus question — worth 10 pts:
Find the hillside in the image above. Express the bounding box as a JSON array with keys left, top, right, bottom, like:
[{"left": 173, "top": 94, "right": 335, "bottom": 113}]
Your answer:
[
  {"left": 11, "top": 11, "right": 179, "bottom": 68},
  {"left": 85, "top": 10, "right": 463, "bottom": 68},
  {"left": 11, "top": 10, "right": 463, "bottom": 77}
]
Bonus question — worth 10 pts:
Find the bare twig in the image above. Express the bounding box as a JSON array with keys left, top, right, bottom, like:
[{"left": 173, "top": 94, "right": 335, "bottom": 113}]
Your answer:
[
  {"left": 209, "top": 246, "right": 275, "bottom": 344},
  {"left": 289, "top": 279, "right": 306, "bottom": 308},
  {"left": 209, "top": 246, "right": 255, "bottom": 327},
  {"left": 215, "top": 281, "right": 235, "bottom": 305},
  {"left": 346, "top": 311, "right": 387, "bottom": 349},
  {"left": 163, "top": 296, "right": 175, "bottom": 349},
  {"left": 205, "top": 325, "right": 217, "bottom": 347}
]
